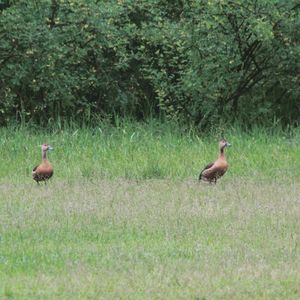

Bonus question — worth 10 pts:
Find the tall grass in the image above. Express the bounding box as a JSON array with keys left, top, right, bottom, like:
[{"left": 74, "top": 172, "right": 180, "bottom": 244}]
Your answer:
[{"left": 0, "top": 120, "right": 300, "bottom": 183}]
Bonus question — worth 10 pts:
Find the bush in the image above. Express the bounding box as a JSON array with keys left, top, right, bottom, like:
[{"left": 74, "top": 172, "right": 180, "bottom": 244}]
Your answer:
[{"left": 0, "top": 0, "right": 299, "bottom": 129}]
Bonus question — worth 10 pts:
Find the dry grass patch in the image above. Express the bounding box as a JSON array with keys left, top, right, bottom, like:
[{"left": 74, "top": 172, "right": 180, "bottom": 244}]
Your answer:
[{"left": 0, "top": 178, "right": 299, "bottom": 299}]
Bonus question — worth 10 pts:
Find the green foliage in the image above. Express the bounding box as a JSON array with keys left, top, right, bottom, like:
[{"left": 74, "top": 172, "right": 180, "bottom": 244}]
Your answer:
[{"left": 0, "top": 1, "right": 299, "bottom": 128}]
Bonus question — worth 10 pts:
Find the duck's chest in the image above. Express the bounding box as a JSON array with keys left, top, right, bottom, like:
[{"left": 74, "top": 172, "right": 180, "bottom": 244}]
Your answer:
[
  {"left": 38, "top": 162, "right": 53, "bottom": 173},
  {"left": 214, "top": 159, "right": 228, "bottom": 171}
]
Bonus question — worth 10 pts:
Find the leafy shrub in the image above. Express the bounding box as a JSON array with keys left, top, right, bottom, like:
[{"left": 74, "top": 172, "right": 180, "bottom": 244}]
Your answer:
[{"left": 0, "top": 0, "right": 299, "bottom": 129}]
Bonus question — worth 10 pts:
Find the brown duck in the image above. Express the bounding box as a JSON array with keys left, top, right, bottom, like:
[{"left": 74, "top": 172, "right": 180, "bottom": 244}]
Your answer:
[
  {"left": 199, "top": 139, "right": 231, "bottom": 184},
  {"left": 32, "top": 144, "right": 54, "bottom": 184}
]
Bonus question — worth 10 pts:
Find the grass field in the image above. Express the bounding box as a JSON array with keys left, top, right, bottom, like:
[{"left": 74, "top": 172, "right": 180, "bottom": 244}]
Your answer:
[{"left": 0, "top": 121, "right": 300, "bottom": 299}]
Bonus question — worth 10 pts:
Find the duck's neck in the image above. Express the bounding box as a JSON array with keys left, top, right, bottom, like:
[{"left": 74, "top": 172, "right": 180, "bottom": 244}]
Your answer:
[
  {"left": 219, "top": 147, "right": 225, "bottom": 159},
  {"left": 42, "top": 150, "right": 48, "bottom": 162}
]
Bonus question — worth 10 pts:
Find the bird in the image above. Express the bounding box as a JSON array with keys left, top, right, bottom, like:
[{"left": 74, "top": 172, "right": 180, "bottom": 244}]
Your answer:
[
  {"left": 32, "top": 144, "right": 54, "bottom": 184},
  {"left": 199, "top": 139, "right": 231, "bottom": 184}
]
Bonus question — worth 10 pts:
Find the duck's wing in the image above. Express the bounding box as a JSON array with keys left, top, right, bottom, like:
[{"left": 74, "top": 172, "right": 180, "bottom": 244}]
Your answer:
[
  {"left": 199, "top": 162, "right": 214, "bottom": 180},
  {"left": 32, "top": 165, "right": 40, "bottom": 182}
]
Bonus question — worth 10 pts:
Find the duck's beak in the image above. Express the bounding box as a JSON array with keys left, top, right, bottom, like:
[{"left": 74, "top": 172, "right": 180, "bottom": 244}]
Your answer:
[
  {"left": 48, "top": 145, "right": 54, "bottom": 151},
  {"left": 226, "top": 142, "right": 231, "bottom": 147}
]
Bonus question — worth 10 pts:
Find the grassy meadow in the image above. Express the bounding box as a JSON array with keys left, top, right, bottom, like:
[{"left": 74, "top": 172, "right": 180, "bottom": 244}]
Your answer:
[{"left": 0, "top": 121, "right": 300, "bottom": 299}]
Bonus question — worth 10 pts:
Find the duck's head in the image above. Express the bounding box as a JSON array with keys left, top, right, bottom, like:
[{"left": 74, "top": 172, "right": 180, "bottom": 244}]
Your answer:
[
  {"left": 219, "top": 139, "right": 231, "bottom": 150},
  {"left": 41, "top": 144, "right": 54, "bottom": 152}
]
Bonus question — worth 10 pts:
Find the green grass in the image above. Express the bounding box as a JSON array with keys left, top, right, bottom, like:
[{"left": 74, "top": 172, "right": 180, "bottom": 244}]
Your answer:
[
  {"left": 1, "top": 120, "right": 300, "bottom": 182},
  {"left": 0, "top": 121, "right": 300, "bottom": 299}
]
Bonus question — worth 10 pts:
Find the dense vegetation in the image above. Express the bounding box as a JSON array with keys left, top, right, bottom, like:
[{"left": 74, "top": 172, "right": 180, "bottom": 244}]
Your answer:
[{"left": 0, "top": 0, "right": 299, "bottom": 129}]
